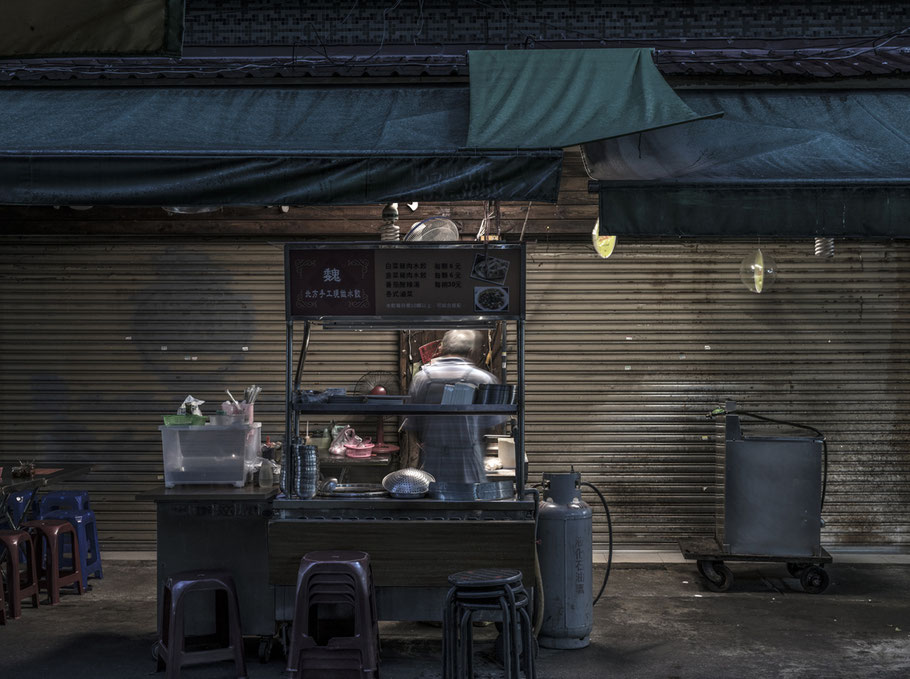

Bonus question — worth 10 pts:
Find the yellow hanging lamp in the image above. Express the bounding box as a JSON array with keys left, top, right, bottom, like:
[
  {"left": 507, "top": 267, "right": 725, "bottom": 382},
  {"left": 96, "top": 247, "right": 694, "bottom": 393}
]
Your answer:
[{"left": 591, "top": 218, "right": 616, "bottom": 259}]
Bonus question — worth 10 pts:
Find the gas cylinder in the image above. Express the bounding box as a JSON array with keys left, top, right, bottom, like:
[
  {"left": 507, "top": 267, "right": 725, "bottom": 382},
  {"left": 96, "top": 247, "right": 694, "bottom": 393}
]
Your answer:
[{"left": 537, "top": 471, "right": 593, "bottom": 649}]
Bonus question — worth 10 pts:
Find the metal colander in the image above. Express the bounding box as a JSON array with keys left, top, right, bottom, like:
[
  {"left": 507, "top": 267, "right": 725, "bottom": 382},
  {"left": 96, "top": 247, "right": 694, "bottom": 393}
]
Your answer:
[{"left": 382, "top": 468, "right": 435, "bottom": 498}]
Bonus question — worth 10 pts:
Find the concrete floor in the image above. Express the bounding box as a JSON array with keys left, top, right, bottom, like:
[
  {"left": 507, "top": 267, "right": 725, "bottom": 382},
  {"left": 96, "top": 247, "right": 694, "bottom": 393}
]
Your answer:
[{"left": 1, "top": 560, "right": 909, "bottom": 678}]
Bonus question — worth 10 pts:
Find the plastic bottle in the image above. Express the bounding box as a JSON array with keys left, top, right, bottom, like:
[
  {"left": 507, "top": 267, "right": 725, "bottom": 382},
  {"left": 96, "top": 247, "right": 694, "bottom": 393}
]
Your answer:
[{"left": 259, "top": 459, "right": 274, "bottom": 487}]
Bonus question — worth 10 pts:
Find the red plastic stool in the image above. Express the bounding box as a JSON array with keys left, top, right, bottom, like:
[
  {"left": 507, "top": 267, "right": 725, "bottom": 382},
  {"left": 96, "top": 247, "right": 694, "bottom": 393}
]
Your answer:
[
  {"left": 286, "top": 550, "right": 379, "bottom": 679},
  {"left": 0, "top": 571, "right": 6, "bottom": 624},
  {"left": 154, "top": 569, "right": 247, "bottom": 679},
  {"left": 21, "top": 519, "right": 84, "bottom": 604},
  {"left": 0, "top": 529, "right": 41, "bottom": 619}
]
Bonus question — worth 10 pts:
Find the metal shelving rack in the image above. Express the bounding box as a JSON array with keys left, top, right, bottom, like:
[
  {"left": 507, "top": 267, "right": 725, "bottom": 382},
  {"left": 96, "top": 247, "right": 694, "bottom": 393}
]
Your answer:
[{"left": 283, "top": 241, "right": 527, "bottom": 499}]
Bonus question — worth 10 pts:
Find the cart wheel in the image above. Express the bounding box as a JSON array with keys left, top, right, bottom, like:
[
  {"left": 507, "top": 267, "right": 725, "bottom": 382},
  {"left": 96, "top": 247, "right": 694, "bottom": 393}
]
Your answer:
[
  {"left": 258, "top": 636, "right": 274, "bottom": 663},
  {"left": 800, "top": 566, "right": 830, "bottom": 594},
  {"left": 696, "top": 560, "right": 711, "bottom": 579},
  {"left": 701, "top": 560, "right": 733, "bottom": 592},
  {"left": 786, "top": 562, "right": 811, "bottom": 578}
]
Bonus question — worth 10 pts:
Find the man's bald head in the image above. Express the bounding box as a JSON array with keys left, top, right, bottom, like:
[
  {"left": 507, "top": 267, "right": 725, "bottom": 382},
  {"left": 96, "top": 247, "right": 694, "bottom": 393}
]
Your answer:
[{"left": 439, "top": 329, "right": 481, "bottom": 360}]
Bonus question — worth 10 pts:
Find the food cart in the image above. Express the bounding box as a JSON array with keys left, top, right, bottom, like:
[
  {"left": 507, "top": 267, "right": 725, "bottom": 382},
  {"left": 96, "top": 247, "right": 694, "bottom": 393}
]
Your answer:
[{"left": 142, "top": 240, "right": 537, "bottom": 660}]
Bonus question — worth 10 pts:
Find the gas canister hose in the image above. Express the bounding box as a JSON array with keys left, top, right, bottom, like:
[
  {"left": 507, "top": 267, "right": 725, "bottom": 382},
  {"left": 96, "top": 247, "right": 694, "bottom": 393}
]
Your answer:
[{"left": 581, "top": 481, "right": 613, "bottom": 606}]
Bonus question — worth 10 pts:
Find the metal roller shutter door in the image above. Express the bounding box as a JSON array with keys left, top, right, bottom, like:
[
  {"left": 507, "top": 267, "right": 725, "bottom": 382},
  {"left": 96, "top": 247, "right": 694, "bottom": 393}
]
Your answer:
[
  {"left": 2, "top": 236, "right": 907, "bottom": 550},
  {"left": 524, "top": 240, "right": 910, "bottom": 549},
  {"left": 0, "top": 236, "right": 398, "bottom": 551}
]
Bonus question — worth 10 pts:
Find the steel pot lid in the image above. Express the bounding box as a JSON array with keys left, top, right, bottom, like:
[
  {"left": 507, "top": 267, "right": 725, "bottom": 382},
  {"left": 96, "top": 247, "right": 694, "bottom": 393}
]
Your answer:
[{"left": 382, "top": 468, "right": 435, "bottom": 498}]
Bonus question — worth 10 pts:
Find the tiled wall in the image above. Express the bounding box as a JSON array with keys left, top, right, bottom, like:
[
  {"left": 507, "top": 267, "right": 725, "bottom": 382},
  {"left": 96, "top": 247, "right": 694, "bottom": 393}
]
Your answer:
[{"left": 185, "top": 1, "right": 910, "bottom": 45}]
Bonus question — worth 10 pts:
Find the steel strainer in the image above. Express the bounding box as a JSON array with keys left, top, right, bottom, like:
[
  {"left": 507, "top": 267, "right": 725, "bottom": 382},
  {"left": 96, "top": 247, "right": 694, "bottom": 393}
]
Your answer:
[{"left": 382, "top": 468, "right": 436, "bottom": 498}]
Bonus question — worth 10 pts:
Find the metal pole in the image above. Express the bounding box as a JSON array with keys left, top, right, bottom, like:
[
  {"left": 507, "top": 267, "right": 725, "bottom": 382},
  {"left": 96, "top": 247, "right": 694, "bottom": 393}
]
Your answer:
[
  {"left": 294, "top": 320, "right": 311, "bottom": 392},
  {"left": 516, "top": 318, "right": 526, "bottom": 499},
  {"left": 285, "top": 319, "right": 294, "bottom": 452},
  {"left": 500, "top": 321, "right": 508, "bottom": 384},
  {"left": 285, "top": 320, "right": 296, "bottom": 497}
]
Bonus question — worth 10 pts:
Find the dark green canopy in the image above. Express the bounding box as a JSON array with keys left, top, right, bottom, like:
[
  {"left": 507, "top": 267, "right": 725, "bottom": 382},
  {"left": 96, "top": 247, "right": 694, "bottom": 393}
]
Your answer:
[
  {"left": 467, "top": 48, "right": 720, "bottom": 149},
  {"left": 0, "top": 86, "right": 562, "bottom": 206}
]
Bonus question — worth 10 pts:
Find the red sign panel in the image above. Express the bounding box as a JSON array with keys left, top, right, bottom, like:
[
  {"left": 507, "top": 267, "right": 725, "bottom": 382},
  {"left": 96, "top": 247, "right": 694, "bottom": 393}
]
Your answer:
[{"left": 288, "top": 249, "right": 377, "bottom": 317}]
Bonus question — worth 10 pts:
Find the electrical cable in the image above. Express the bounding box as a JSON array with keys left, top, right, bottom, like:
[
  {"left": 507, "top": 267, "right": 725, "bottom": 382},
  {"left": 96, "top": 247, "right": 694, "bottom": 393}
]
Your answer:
[
  {"left": 708, "top": 408, "right": 828, "bottom": 511},
  {"left": 580, "top": 481, "right": 612, "bottom": 606},
  {"left": 525, "top": 486, "right": 545, "bottom": 636}
]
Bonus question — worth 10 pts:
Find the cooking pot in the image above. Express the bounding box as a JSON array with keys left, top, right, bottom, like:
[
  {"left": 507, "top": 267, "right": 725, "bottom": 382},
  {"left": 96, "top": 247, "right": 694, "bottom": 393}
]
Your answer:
[{"left": 475, "top": 383, "right": 513, "bottom": 404}]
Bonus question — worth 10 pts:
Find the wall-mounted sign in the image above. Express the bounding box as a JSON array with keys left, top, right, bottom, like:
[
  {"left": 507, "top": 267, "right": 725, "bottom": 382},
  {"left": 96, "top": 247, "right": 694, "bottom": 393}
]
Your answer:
[{"left": 286, "top": 242, "right": 524, "bottom": 320}]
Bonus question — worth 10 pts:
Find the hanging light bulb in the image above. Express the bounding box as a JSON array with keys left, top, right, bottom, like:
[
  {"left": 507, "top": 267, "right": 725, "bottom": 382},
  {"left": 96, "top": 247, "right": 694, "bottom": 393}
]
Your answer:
[
  {"left": 814, "top": 237, "right": 834, "bottom": 258},
  {"left": 591, "top": 218, "right": 617, "bottom": 259},
  {"left": 379, "top": 203, "right": 400, "bottom": 240},
  {"left": 740, "top": 248, "right": 777, "bottom": 293}
]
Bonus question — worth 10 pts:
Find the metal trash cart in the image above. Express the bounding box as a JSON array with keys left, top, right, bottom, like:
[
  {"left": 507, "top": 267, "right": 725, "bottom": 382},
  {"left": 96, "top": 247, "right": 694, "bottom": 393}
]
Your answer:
[
  {"left": 680, "top": 401, "right": 832, "bottom": 594},
  {"left": 679, "top": 537, "right": 832, "bottom": 594}
]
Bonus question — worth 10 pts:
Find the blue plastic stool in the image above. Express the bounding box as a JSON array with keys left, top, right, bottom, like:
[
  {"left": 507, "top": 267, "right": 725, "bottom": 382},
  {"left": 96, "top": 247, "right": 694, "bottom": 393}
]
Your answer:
[
  {"left": 3, "top": 491, "right": 37, "bottom": 565},
  {"left": 2, "top": 489, "right": 37, "bottom": 528},
  {"left": 43, "top": 509, "right": 102, "bottom": 589},
  {"left": 38, "top": 491, "right": 92, "bottom": 516}
]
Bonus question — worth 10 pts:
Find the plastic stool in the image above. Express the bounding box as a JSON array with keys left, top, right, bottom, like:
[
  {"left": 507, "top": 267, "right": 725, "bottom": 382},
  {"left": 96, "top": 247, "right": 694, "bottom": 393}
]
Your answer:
[
  {"left": 443, "top": 568, "right": 536, "bottom": 679},
  {"left": 155, "top": 569, "right": 247, "bottom": 679},
  {"left": 38, "top": 490, "right": 92, "bottom": 516},
  {"left": 21, "top": 519, "right": 84, "bottom": 604},
  {"left": 0, "top": 529, "right": 41, "bottom": 619},
  {"left": 43, "top": 509, "right": 102, "bottom": 589},
  {"left": 286, "top": 550, "right": 379, "bottom": 679},
  {"left": 0, "top": 569, "right": 6, "bottom": 624},
  {"left": 2, "top": 490, "right": 37, "bottom": 528}
]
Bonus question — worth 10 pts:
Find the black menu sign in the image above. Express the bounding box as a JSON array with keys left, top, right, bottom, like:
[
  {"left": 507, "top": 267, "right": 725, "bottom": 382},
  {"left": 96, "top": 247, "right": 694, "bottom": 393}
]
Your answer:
[{"left": 286, "top": 243, "right": 524, "bottom": 320}]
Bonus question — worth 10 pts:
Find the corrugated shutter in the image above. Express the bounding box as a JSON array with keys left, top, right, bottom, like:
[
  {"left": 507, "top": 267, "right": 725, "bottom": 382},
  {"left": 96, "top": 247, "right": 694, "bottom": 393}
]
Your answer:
[
  {"left": 524, "top": 240, "right": 910, "bottom": 548},
  {"left": 0, "top": 237, "right": 397, "bottom": 550},
  {"left": 2, "top": 236, "right": 908, "bottom": 551}
]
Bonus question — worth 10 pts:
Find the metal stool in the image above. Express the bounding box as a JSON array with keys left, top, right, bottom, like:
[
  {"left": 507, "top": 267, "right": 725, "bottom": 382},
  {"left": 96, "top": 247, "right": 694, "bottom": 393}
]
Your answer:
[
  {"left": 155, "top": 569, "right": 247, "bottom": 679},
  {"left": 21, "top": 519, "right": 84, "bottom": 604},
  {"left": 286, "top": 550, "right": 379, "bottom": 679},
  {"left": 443, "top": 568, "right": 536, "bottom": 679},
  {"left": 0, "top": 529, "right": 41, "bottom": 619}
]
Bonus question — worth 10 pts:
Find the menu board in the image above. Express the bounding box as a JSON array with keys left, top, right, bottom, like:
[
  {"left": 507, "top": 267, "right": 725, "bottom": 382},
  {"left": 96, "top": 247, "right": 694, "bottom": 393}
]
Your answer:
[{"left": 286, "top": 243, "right": 524, "bottom": 320}]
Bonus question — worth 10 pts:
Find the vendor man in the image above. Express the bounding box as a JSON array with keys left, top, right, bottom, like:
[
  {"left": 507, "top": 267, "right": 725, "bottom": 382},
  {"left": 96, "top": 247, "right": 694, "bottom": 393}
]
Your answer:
[{"left": 407, "top": 329, "right": 502, "bottom": 484}]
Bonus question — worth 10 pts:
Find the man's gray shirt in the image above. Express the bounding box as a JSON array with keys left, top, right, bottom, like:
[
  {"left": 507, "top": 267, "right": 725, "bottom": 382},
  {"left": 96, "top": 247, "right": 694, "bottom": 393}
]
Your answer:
[{"left": 407, "top": 356, "right": 501, "bottom": 484}]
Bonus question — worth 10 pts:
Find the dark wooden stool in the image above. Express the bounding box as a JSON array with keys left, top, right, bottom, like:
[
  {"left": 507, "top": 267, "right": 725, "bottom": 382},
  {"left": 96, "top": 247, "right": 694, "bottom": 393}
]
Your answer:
[
  {"left": 0, "top": 529, "right": 41, "bottom": 619},
  {"left": 154, "top": 569, "right": 247, "bottom": 679},
  {"left": 286, "top": 550, "right": 379, "bottom": 679},
  {"left": 443, "top": 568, "right": 536, "bottom": 679},
  {"left": 21, "top": 519, "right": 84, "bottom": 604}
]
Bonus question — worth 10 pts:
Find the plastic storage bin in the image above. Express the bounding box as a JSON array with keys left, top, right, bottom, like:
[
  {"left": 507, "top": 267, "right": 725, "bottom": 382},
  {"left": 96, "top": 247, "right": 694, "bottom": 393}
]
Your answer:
[{"left": 160, "top": 423, "right": 261, "bottom": 488}]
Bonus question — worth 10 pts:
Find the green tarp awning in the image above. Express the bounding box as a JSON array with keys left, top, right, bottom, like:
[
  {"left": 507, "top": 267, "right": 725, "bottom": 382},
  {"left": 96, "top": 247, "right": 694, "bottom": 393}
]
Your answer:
[
  {"left": 590, "top": 90, "right": 910, "bottom": 238},
  {"left": 467, "top": 48, "right": 720, "bottom": 149},
  {"left": 0, "top": 86, "right": 562, "bottom": 206},
  {"left": 0, "top": 0, "right": 184, "bottom": 58}
]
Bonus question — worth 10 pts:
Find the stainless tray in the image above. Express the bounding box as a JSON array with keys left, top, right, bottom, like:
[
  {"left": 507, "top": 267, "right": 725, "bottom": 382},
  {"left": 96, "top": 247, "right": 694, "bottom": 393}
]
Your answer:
[
  {"left": 318, "top": 483, "right": 389, "bottom": 498},
  {"left": 389, "top": 490, "right": 427, "bottom": 499},
  {"left": 428, "top": 480, "right": 514, "bottom": 501}
]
